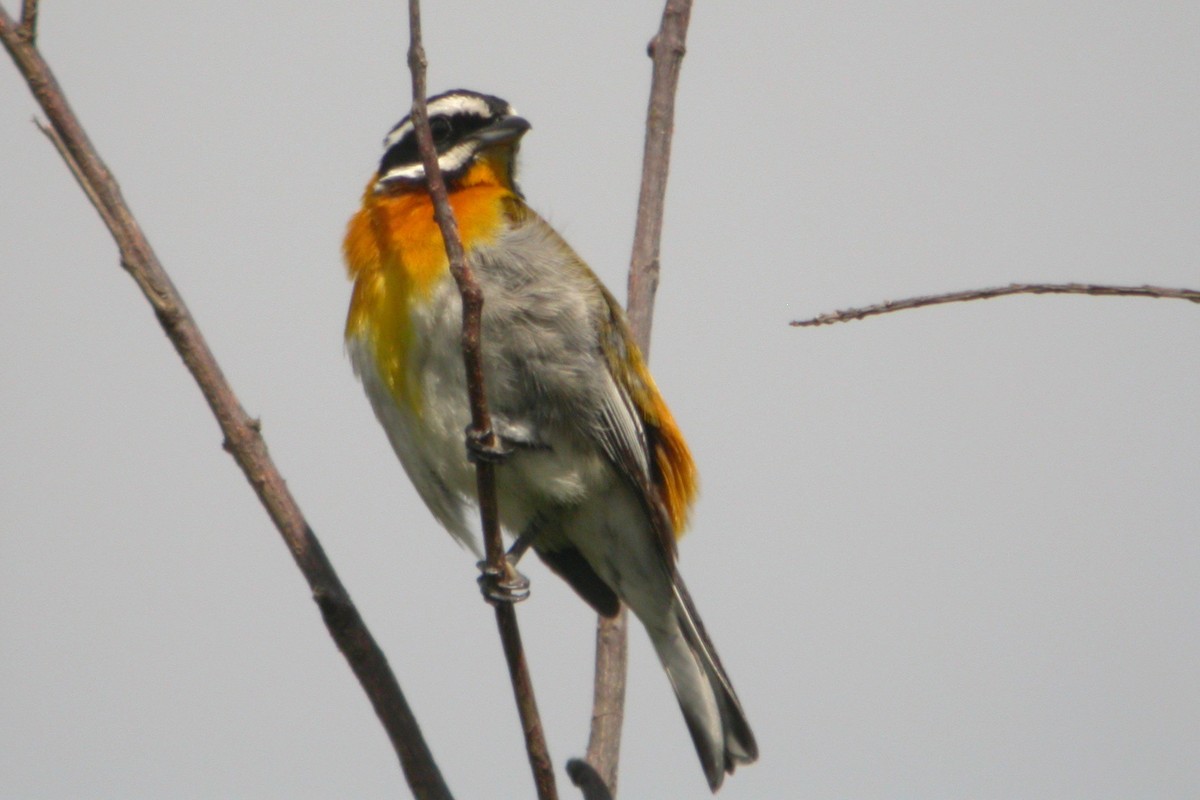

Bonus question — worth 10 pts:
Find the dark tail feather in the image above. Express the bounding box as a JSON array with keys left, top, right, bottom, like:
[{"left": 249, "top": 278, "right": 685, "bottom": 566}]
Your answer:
[{"left": 650, "top": 575, "right": 758, "bottom": 791}]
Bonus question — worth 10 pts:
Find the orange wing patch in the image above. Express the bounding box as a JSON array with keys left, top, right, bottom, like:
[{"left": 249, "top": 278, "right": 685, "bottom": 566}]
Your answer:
[
  {"left": 603, "top": 308, "right": 699, "bottom": 538},
  {"left": 634, "top": 358, "right": 699, "bottom": 536},
  {"left": 648, "top": 398, "right": 698, "bottom": 535}
]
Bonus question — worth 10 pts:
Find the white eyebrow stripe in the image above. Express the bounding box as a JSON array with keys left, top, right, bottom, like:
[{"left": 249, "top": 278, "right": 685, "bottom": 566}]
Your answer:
[
  {"left": 383, "top": 93, "right": 502, "bottom": 150},
  {"left": 427, "top": 93, "right": 495, "bottom": 118}
]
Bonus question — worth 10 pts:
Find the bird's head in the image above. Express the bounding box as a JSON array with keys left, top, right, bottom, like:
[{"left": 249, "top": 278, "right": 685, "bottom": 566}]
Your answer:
[{"left": 373, "top": 89, "right": 531, "bottom": 194}]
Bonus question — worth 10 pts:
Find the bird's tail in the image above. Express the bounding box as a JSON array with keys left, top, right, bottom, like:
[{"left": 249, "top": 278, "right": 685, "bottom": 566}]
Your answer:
[{"left": 647, "top": 575, "right": 758, "bottom": 791}]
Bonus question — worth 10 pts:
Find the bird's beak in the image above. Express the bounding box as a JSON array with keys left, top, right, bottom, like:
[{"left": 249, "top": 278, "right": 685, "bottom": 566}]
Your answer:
[{"left": 471, "top": 115, "right": 532, "bottom": 147}]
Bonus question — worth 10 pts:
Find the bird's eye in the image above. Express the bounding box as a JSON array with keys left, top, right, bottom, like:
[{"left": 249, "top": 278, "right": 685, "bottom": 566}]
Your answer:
[{"left": 430, "top": 116, "right": 453, "bottom": 144}]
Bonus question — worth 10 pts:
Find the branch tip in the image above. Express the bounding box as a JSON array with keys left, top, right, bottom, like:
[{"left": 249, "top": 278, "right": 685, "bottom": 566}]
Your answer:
[
  {"left": 19, "top": 0, "right": 38, "bottom": 42},
  {"left": 792, "top": 282, "right": 1200, "bottom": 327}
]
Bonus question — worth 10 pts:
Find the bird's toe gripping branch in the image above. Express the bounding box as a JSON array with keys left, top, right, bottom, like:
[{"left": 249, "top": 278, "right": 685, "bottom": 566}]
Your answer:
[
  {"left": 477, "top": 559, "right": 531, "bottom": 605},
  {"left": 464, "top": 425, "right": 512, "bottom": 464}
]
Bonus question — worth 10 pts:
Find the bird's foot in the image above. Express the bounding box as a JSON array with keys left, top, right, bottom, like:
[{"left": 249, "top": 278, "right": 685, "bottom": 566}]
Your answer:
[
  {"left": 464, "top": 426, "right": 511, "bottom": 464},
  {"left": 477, "top": 559, "right": 530, "bottom": 605}
]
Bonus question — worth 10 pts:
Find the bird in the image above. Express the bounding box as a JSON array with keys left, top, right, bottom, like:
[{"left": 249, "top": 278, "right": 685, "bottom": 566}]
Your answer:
[{"left": 342, "top": 88, "right": 757, "bottom": 791}]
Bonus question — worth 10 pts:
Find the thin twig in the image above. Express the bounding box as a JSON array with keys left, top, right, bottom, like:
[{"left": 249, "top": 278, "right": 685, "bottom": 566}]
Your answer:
[
  {"left": 574, "top": 2, "right": 694, "bottom": 797},
  {"left": 0, "top": 10, "right": 452, "bottom": 800},
  {"left": 792, "top": 282, "right": 1200, "bottom": 327},
  {"left": 625, "top": 0, "right": 693, "bottom": 359},
  {"left": 570, "top": 609, "right": 628, "bottom": 800},
  {"left": 404, "top": 3, "right": 557, "bottom": 799},
  {"left": 34, "top": 119, "right": 118, "bottom": 231},
  {"left": 17, "top": 0, "right": 35, "bottom": 41}
]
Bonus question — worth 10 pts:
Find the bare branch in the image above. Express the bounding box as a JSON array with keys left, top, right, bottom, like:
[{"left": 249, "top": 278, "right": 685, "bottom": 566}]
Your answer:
[
  {"left": 625, "top": 0, "right": 693, "bottom": 358},
  {"left": 404, "top": 2, "right": 557, "bottom": 799},
  {"left": 18, "top": 0, "right": 35, "bottom": 41},
  {"left": 1, "top": 12, "right": 452, "bottom": 800},
  {"left": 792, "top": 282, "right": 1200, "bottom": 327},
  {"left": 579, "top": 1, "right": 694, "bottom": 796},
  {"left": 572, "top": 610, "right": 628, "bottom": 799}
]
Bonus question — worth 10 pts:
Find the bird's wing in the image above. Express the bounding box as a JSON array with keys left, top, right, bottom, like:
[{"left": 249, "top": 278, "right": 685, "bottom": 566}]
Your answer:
[
  {"left": 592, "top": 290, "right": 698, "bottom": 561},
  {"left": 596, "top": 356, "right": 653, "bottom": 484}
]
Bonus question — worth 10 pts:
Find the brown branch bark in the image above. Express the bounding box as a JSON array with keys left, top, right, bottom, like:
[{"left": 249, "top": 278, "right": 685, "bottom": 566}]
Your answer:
[
  {"left": 625, "top": 0, "right": 693, "bottom": 359},
  {"left": 0, "top": 9, "right": 452, "bottom": 800},
  {"left": 571, "top": 2, "right": 694, "bottom": 798},
  {"left": 570, "top": 609, "right": 628, "bottom": 800},
  {"left": 792, "top": 282, "right": 1200, "bottom": 327},
  {"left": 17, "top": 0, "right": 35, "bottom": 41},
  {"left": 404, "top": 3, "right": 557, "bottom": 799}
]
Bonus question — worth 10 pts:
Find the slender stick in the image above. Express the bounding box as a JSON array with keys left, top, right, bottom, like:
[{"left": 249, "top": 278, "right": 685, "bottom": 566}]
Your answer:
[
  {"left": 626, "top": 0, "right": 693, "bottom": 359},
  {"left": 404, "top": 3, "right": 557, "bottom": 799},
  {"left": 570, "top": 609, "right": 628, "bottom": 800},
  {"left": 792, "top": 282, "right": 1200, "bottom": 327},
  {"left": 17, "top": 0, "right": 35, "bottom": 41},
  {"left": 0, "top": 9, "right": 452, "bottom": 800},
  {"left": 573, "top": 2, "right": 695, "bottom": 797}
]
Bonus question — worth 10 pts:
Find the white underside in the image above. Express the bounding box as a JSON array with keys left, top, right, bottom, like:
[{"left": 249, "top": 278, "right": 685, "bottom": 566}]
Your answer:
[{"left": 345, "top": 270, "right": 617, "bottom": 556}]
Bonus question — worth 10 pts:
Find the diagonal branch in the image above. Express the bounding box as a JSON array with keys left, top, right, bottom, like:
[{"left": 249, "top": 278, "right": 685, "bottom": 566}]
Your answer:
[
  {"left": 791, "top": 282, "right": 1200, "bottom": 327},
  {"left": 571, "top": 2, "right": 694, "bottom": 798},
  {"left": 404, "top": 3, "right": 557, "bottom": 799},
  {"left": 0, "top": 9, "right": 452, "bottom": 800}
]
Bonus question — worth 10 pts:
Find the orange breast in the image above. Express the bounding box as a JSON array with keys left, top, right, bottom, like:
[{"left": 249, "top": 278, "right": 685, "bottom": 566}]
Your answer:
[{"left": 342, "top": 160, "right": 515, "bottom": 411}]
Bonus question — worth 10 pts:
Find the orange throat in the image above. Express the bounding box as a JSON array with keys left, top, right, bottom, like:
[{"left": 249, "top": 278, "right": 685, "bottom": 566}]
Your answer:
[{"left": 342, "top": 158, "right": 517, "bottom": 409}]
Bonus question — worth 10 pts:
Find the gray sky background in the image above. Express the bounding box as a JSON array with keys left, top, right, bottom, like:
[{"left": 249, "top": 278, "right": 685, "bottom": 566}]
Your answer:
[{"left": 2, "top": 2, "right": 1198, "bottom": 798}]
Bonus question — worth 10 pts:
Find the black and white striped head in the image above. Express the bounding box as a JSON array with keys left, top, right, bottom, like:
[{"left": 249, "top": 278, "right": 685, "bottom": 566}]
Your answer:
[{"left": 374, "top": 89, "right": 531, "bottom": 191}]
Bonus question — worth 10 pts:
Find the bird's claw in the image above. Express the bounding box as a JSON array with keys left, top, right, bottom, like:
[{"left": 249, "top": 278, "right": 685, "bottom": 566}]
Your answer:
[
  {"left": 477, "top": 559, "right": 531, "bottom": 605},
  {"left": 465, "top": 426, "right": 512, "bottom": 464}
]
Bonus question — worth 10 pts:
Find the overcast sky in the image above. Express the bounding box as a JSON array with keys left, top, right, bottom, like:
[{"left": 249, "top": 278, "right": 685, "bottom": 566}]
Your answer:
[{"left": 2, "top": 2, "right": 1198, "bottom": 798}]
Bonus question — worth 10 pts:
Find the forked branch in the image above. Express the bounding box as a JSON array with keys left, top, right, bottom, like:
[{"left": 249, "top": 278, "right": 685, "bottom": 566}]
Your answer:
[{"left": 16, "top": 0, "right": 35, "bottom": 40}]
